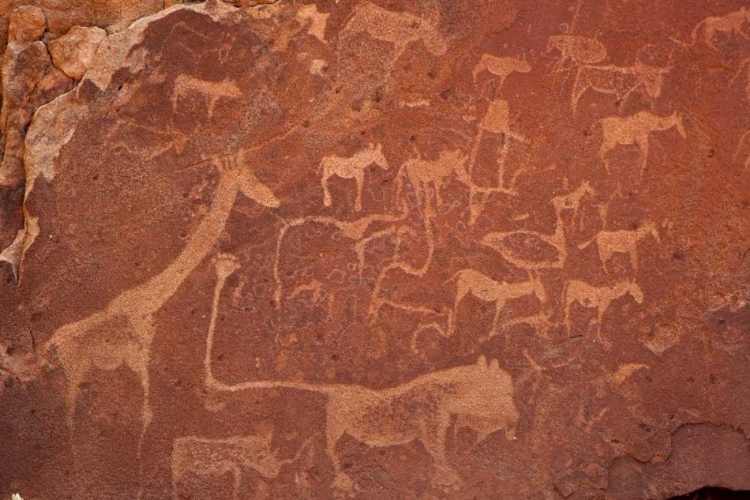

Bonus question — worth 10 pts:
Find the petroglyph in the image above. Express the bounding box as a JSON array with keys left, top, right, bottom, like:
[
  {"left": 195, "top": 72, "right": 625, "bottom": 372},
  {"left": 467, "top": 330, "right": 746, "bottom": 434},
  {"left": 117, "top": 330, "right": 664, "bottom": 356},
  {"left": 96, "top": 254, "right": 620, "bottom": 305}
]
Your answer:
[
  {"left": 472, "top": 54, "right": 531, "bottom": 96},
  {"left": 273, "top": 205, "right": 409, "bottom": 307},
  {"left": 579, "top": 221, "right": 660, "bottom": 272},
  {"left": 170, "top": 75, "right": 244, "bottom": 118},
  {"left": 208, "top": 261, "right": 517, "bottom": 492},
  {"left": 691, "top": 6, "right": 750, "bottom": 50},
  {"left": 396, "top": 148, "right": 471, "bottom": 211},
  {"left": 572, "top": 61, "right": 672, "bottom": 114},
  {"left": 172, "top": 431, "right": 311, "bottom": 500},
  {"left": 467, "top": 99, "right": 527, "bottom": 222},
  {"left": 319, "top": 143, "right": 389, "bottom": 211},
  {"left": 341, "top": 1, "right": 447, "bottom": 60},
  {"left": 207, "top": 354, "right": 518, "bottom": 492},
  {"left": 597, "top": 111, "right": 686, "bottom": 177},
  {"left": 42, "top": 152, "right": 278, "bottom": 488},
  {"left": 481, "top": 216, "right": 567, "bottom": 271},
  {"left": 563, "top": 279, "right": 644, "bottom": 342},
  {"left": 448, "top": 269, "right": 547, "bottom": 336},
  {"left": 6, "top": 2, "right": 749, "bottom": 497},
  {"left": 296, "top": 4, "right": 329, "bottom": 43},
  {"left": 550, "top": 180, "right": 596, "bottom": 225},
  {"left": 547, "top": 35, "right": 607, "bottom": 71}
]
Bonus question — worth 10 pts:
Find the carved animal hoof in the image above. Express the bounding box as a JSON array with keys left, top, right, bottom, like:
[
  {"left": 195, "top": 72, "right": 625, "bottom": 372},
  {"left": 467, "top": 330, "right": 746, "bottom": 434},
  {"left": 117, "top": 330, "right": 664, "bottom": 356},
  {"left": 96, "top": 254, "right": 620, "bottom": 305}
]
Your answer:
[
  {"left": 431, "top": 465, "right": 462, "bottom": 491},
  {"left": 332, "top": 472, "right": 356, "bottom": 494}
]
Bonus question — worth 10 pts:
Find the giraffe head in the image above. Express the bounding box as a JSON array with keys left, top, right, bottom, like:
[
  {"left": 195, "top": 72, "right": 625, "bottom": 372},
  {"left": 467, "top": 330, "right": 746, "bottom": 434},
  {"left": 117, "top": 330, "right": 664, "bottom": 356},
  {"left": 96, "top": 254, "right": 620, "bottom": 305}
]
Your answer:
[{"left": 627, "top": 281, "right": 644, "bottom": 304}]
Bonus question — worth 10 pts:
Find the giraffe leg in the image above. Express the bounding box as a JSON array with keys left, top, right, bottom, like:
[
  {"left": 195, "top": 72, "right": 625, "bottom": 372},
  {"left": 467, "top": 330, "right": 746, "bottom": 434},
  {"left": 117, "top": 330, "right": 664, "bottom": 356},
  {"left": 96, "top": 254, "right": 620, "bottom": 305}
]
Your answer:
[
  {"left": 322, "top": 176, "right": 332, "bottom": 207},
  {"left": 638, "top": 138, "right": 650, "bottom": 179},
  {"left": 355, "top": 173, "right": 364, "bottom": 211}
]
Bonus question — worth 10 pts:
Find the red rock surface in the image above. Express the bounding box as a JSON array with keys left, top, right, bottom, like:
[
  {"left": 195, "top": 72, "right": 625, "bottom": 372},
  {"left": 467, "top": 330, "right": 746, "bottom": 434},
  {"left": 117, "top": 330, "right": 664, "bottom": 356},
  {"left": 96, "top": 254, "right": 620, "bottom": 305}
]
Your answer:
[{"left": 1, "top": 1, "right": 750, "bottom": 498}]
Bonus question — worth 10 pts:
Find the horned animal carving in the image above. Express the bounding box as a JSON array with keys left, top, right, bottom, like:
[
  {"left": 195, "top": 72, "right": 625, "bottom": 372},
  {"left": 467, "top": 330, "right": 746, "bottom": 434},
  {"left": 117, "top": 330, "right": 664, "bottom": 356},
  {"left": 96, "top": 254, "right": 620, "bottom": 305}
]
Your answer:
[{"left": 572, "top": 61, "right": 672, "bottom": 114}]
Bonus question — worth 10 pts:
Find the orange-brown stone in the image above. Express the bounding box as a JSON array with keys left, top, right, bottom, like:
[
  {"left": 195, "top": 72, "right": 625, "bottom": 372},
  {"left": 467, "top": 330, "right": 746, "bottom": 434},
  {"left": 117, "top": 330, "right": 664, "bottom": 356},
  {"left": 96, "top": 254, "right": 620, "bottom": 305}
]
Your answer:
[{"left": 1, "top": 1, "right": 749, "bottom": 499}]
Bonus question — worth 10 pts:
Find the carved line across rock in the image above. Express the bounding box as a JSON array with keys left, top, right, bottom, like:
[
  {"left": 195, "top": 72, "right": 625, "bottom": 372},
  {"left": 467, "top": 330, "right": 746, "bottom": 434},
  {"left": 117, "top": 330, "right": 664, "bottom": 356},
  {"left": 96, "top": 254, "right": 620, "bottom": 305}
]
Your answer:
[
  {"left": 42, "top": 151, "right": 279, "bottom": 496},
  {"left": 206, "top": 256, "right": 519, "bottom": 493}
]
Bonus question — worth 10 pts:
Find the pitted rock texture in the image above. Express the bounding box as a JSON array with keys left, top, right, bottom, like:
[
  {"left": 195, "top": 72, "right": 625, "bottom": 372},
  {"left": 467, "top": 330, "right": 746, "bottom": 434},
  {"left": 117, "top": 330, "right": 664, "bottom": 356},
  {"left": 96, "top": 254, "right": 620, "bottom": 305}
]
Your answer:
[{"left": 1, "top": 1, "right": 750, "bottom": 499}]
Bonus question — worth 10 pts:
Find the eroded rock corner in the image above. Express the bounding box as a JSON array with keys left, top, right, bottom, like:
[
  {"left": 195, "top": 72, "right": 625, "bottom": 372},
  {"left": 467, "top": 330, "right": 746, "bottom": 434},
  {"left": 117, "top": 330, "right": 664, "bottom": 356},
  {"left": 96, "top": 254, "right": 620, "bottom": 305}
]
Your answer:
[{"left": 1, "top": 0, "right": 749, "bottom": 499}]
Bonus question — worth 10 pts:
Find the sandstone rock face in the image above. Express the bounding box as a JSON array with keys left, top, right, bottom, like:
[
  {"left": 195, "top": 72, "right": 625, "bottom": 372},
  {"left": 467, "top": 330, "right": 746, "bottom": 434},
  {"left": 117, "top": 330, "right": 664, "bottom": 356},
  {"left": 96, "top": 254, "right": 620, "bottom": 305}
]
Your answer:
[{"left": 1, "top": 1, "right": 749, "bottom": 499}]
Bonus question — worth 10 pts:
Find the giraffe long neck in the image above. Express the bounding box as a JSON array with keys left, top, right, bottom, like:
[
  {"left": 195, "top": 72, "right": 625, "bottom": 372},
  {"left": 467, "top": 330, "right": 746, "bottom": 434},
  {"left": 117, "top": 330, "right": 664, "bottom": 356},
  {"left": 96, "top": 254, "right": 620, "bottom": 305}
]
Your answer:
[{"left": 113, "top": 173, "right": 239, "bottom": 316}]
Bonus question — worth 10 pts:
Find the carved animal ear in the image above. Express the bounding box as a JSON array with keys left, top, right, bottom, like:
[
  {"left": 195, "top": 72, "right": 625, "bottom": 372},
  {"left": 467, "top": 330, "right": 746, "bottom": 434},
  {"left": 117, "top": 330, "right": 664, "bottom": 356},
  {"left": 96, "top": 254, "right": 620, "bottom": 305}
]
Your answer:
[
  {"left": 489, "top": 359, "right": 500, "bottom": 371},
  {"left": 477, "top": 355, "right": 488, "bottom": 368}
]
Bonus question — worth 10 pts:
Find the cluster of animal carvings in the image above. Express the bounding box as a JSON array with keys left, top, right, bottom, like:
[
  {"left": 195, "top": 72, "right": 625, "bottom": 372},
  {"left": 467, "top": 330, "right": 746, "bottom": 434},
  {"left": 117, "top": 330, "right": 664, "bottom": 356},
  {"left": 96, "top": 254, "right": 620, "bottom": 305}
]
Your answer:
[{"left": 38, "top": 3, "right": 750, "bottom": 497}]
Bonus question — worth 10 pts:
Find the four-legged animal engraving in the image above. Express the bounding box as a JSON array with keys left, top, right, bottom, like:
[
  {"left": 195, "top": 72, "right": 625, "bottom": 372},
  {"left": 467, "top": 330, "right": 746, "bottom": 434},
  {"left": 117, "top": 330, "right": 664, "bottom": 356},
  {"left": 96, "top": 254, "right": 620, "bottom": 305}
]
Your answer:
[
  {"left": 572, "top": 61, "right": 672, "bottom": 114},
  {"left": 563, "top": 279, "right": 644, "bottom": 342},
  {"left": 396, "top": 148, "right": 472, "bottom": 211},
  {"left": 42, "top": 151, "right": 279, "bottom": 493},
  {"left": 691, "top": 6, "right": 750, "bottom": 50},
  {"left": 171, "top": 75, "right": 244, "bottom": 118},
  {"left": 341, "top": 1, "right": 447, "bottom": 60},
  {"left": 172, "top": 431, "right": 311, "bottom": 500},
  {"left": 550, "top": 180, "right": 596, "bottom": 226},
  {"left": 579, "top": 221, "right": 660, "bottom": 272},
  {"left": 319, "top": 143, "right": 389, "bottom": 211},
  {"left": 472, "top": 54, "right": 531, "bottom": 96},
  {"left": 273, "top": 202, "right": 410, "bottom": 307},
  {"left": 448, "top": 269, "right": 547, "bottom": 336},
  {"left": 206, "top": 259, "right": 518, "bottom": 492},
  {"left": 547, "top": 35, "right": 607, "bottom": 71},
  {"left": 597, "top": 111, "right": 686, "bottom": 177},
  {"left": 209, "top": 359, "right": 518, "bottom": 492}
]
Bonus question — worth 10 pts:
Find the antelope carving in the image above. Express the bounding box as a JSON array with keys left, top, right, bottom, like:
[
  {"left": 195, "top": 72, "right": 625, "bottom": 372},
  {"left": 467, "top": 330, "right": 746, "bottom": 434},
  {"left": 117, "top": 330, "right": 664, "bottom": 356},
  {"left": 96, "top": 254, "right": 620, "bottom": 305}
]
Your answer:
[{"left": 597, "top": 111, "right": 686, "bottom": 177}]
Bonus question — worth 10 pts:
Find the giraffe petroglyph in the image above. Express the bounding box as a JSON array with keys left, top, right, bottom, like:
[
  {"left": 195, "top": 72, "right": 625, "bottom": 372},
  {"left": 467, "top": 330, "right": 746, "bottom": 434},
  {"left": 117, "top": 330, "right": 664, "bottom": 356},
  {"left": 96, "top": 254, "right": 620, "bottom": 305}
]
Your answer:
[
  {"left": 42, "top": 150, "right": 279, "bottom": 495},
  {"left": 579, "top": 221, "right": 660, "bottom": 272},
  {"left": 597, "top": 111, "right": 686, "bottom": 177},
  {"left": 319, "top": 143, "right": 389, "bottom": 211},
  {"left": 563, "top": 279, "right": 644, "bottom": 343}
]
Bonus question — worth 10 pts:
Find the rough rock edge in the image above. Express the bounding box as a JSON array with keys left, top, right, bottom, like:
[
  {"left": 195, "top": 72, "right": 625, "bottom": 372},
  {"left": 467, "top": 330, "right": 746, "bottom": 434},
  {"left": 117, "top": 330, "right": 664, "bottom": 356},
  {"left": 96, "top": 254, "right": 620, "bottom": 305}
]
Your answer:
[{"left": 17, "top": 1, "right": 241, "bottom": 281}]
